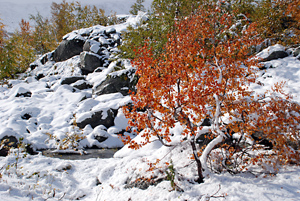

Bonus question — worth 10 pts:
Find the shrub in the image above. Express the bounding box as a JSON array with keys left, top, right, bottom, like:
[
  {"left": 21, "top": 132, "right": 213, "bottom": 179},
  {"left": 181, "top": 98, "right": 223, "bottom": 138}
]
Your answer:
[
  {"left": 232, "top": 0, "right": 300, "bottom": 46},
  {"left": 0, "top": 20, "right": 36, "bottom": 79},
  {"left": 130, "top": 0, "right": 146, "bottom": 15},
  {"left": 119, "top": 0, "right": 200, "bottom": 59},
  {"left": 123, "top": 2, "right": 300, "bottom": 183}
]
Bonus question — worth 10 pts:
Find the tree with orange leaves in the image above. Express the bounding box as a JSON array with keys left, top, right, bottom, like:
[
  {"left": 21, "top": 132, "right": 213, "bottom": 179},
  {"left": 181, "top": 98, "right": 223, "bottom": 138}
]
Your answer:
[{"left": 123, "top": 2, "right": 300, "bottom": 183}]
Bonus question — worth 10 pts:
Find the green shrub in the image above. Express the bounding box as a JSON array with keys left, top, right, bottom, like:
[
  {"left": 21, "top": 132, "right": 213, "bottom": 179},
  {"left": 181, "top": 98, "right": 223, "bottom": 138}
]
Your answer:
[
  {"left": 130, "top": 0, "right": 146, "bottom": 15},
  {"left": 119, "top": 0, "right": 200, "bottom": 60}
]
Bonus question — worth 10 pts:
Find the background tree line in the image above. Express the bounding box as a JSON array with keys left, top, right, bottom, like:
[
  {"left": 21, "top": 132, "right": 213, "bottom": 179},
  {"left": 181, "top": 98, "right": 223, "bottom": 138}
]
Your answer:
[
  {"left": 1, "top": 0, "right": 299, "bottom": 80},
  {"left": 0, "top": 0, "right": 119, "bottom": 80}
]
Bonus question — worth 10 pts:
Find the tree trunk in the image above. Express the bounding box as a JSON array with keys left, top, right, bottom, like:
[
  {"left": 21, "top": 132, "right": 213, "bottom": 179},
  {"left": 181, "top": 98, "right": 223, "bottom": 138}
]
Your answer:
[{"left": 190, "top": 140, "right": 204, "bottom": 183}]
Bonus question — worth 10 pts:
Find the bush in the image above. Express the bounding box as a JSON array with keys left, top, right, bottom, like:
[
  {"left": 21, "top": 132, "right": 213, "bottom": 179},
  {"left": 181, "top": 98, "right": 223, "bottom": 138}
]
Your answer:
[
  {"left": 119, "top": 0, "right": 200, "bottom": 60},
  {"left": 130, "top": 0, "right": 146, "bottom": 15},
  {"left": 123, "top": 2, "right": 300, "bottom": 183},
  {"left": 0, "top": 20, "right": 36, "bottom": 79},
  {"left": 232, "top": 0, "right": 300, "bottom": 46}
]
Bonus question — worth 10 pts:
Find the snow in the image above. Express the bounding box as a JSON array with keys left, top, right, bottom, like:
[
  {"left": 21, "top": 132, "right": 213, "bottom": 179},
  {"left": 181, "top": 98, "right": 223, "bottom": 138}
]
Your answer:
[{"left": 1, "top": 5, "right": 300, "bottom": 200}]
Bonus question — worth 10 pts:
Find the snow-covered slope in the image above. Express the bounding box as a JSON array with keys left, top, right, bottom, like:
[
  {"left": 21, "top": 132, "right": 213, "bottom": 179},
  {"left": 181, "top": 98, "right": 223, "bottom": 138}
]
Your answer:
[
  {"left": 0, "top": 41, "right": 299, "bottom": 200},
  {"left": 1, "top": 8, "right": 300, "bottom": 200}
]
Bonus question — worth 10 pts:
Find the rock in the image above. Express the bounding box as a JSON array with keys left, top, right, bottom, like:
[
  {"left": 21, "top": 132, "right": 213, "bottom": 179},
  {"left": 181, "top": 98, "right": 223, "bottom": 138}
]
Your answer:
[
  {"left": 293, "top": 46, "right": 300, "bottom": 57},
  {"left": 93, "top": 69, "right": 138, "bottom": 96},
  {"left": 61, "top": 76, "right": 85, "bottom": 85},
  {"left": 263, "top": 50, "right": 289, "bottom": 62},
  {"left": 77, "top": 109, "right": 118, "bottom": 129},
  {"left": 72, "top": 80, "right": 93, "bottom": 90},
  {"left": 0, "top": 136, "right": 18, "bottom": 156},
  {"left": 95, "top": 136, "right": 108, "bottom": 143},
  {"left": 125, "top": 176, "right": 164, "bottom": 190},
  {"left": 15, "top": 87, "right": 32, "bottom": 97},
  {"left": 21, "top": 113, "right": 32, "bottom": 120},
  {"left": 40, "top": 54, "right": 48, "bottom": 65},
  {"left": 53, "top": 39, "right": 85, "bottom": 62},
  {"left": 56, "top": 163, "right": 72, "bottom": 172},
  {"left": 80, "top": 51, "right": 105, "bottom": 75},
  {"left": 104, "top": 27, "right": 116, "bottom": 35},
  {"left": 36, "top": 73, "right": 45, "bottom": 80},
  {"left": 83, "top": 39, "right": 101, "bottom": 54},
  {"left": 251, "top": 131, "right": 273, "bottom": 149},
  {"left": 98, "top": 36, "right": 111, "bottom": 48}
]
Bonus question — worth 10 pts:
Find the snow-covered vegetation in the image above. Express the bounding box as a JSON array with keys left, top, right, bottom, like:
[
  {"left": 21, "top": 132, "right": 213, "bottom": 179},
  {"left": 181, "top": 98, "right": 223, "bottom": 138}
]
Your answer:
[{"left": 1, "top": 0, "right": 300, "bottom": 200}]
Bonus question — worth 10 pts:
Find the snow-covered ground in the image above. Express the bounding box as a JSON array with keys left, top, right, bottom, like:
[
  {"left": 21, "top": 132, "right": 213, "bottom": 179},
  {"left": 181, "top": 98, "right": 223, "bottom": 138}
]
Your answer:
[
  {"left": 0, "top": 41, "right": 299, "bottom": 200},
  {"left": 0, "top": 6, "right": 300, "bottom": 201},
  {"left": 0, "top": 0, "right": 153, "bottom": 33}
]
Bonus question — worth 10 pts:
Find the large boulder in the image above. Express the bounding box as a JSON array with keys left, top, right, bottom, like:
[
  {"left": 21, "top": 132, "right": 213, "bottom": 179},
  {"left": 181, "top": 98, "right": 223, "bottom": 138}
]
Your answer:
[
  {"left": 83, "top": 39, "right": 102, "bottom": 54},
  {"left": 80, "top": 51, "right": 105, "bottom": 75},
  {"left": 53, "top": 39, "right": 85, "bottom": 62},
  {"left": 76, "top": 109, "right": 118, "bottom": 129},
  {"left": 93, "top": 69, "right": 138, "bottom": 96},
  {"left": 262, "top": 50, "right": 289, "bottom": 62}
]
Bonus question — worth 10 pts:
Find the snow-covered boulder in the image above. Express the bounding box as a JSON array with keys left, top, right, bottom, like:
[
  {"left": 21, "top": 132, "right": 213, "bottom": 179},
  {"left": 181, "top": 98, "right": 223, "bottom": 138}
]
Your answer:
[
  {"left": 15, "top": 87, "right": 32, "bottom": 97},
  {"left": 71, "top": 80, "right": 93, "bottom": 90},
  {"left": 80, "top": 51, "right": 106, "bottom": 74},
  {"left": 93, "top": 68, "right": 137, "bottom": 96},
  {"left": 76, "top": 109, "right": 118, "bottom": 129},
  {"left": 61, "top": 76, "right": 85, "bottom": 85},
  {"left": 53, "top": 39, "right": 85, "bottom": 62},
  {"left": 257, "top": 44, "right": 289, "bottom": 62},
  {"left": 262, "top": 50, "right": 289, "bottom": 62}
]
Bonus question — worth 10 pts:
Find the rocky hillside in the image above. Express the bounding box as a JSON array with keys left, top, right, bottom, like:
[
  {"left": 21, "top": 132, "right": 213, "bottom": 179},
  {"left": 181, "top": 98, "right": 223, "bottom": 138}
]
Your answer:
[
  {"left": 1, "top": 10, "right": 300, "bottom": 155},
  {"left": 0, "top": 13, "right": 148, "bottom": 153}
]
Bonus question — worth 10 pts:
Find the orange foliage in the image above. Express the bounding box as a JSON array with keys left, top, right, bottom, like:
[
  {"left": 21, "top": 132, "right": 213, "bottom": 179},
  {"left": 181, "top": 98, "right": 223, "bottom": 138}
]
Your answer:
[{"left": 123, "top": 2, "right": 300, "bottom": 181}]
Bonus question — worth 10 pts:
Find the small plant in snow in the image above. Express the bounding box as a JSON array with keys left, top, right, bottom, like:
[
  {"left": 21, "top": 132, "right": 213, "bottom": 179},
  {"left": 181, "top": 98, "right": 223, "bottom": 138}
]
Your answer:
[
  {"left": 45, "top": 114, "right": 86, "bottom": 152},
  {"left": 165, "top": 160, "right": 182, "bottom": 191}
]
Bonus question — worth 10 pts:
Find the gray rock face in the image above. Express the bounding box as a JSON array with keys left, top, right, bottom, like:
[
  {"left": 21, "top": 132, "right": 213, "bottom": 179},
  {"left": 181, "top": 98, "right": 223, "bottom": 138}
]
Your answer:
[
  {"left": 80, "top": 52, "right": 105, "bottom": 75},
  {"left": 53, "top": 39, "right": 85, "bottom": 62},
  {"left": 93, "top": 69, "right": 138, "bottom": 96},
  {"left": 76, "top": 109, "right": 118, "bottom": 129},
  {"left": 263, "top": 50, "right": 289, "bottom": 62}
]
